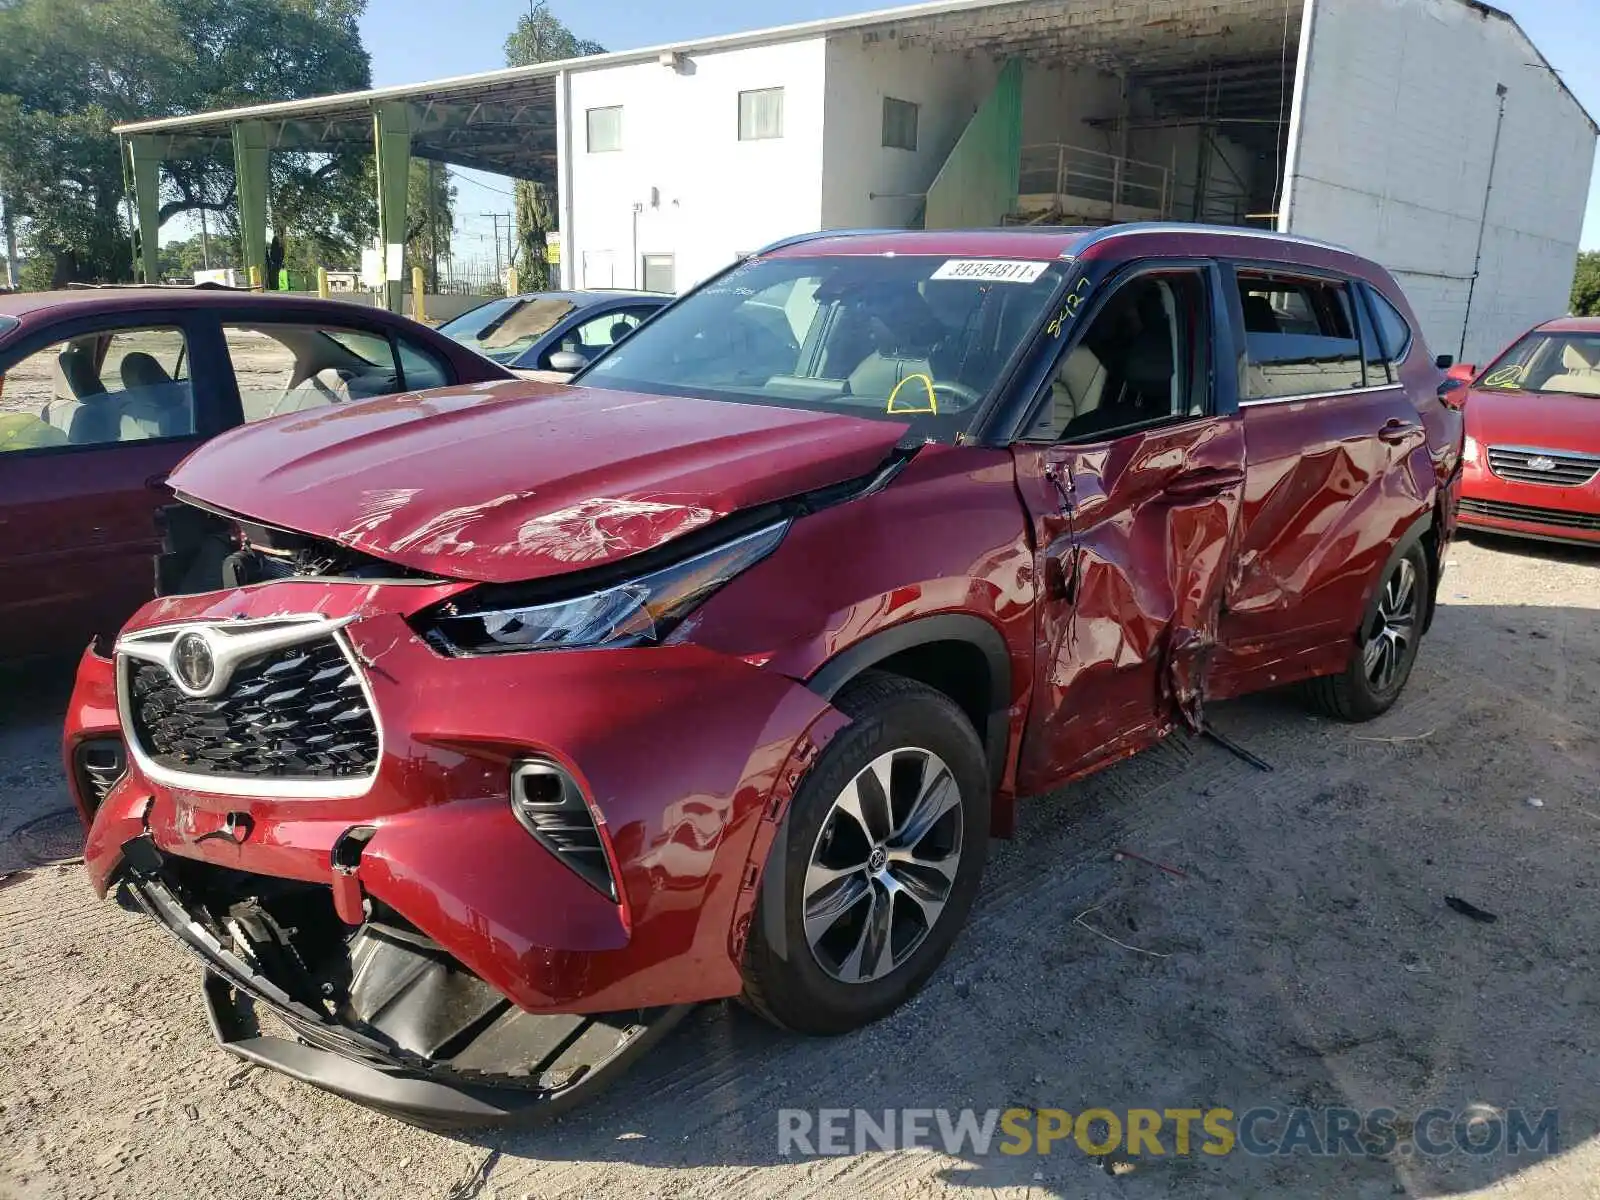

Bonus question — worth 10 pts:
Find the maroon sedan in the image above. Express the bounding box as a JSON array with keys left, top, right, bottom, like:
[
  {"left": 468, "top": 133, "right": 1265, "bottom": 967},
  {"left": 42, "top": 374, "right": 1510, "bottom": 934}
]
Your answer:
[
  {"left": 65, "top": 225, "right": 1461, "bottom": 1127},
  {"left": 0, "top": 288, "right": 513, "bottom": 661},
  {"left": 1453, "top": 316, "right": 1600, "bottom": 545}
]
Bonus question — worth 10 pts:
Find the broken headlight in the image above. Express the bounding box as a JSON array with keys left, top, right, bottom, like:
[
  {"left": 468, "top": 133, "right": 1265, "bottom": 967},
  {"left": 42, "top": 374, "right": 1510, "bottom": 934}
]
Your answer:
[{"left": 421, "top": 520, "right": 789, "bottom": 654}]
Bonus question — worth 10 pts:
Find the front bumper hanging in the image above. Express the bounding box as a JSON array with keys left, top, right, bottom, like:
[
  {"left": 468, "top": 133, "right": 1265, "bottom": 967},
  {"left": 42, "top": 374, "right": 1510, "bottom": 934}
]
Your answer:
[{"left": 121, "top": 838, "right": 692, "bottom": 1130}]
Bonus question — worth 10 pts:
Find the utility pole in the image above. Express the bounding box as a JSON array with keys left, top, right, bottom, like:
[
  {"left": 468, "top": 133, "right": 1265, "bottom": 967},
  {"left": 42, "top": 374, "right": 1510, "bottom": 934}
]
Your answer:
[
  {"left": 1461, "top": 83, "right": 1509, "bottom": 362},
  {"left": 479, "top": 210, "right": 513, "bottom": 284},
  {"left": 483, "top": 212, "right": 503, "bottom": 279}
]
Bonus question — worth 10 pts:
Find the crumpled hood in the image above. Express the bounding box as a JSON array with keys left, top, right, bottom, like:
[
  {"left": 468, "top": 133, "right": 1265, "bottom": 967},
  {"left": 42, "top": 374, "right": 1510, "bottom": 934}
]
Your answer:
[{"left": 171, "top": 380, "right": 910, "bottom": 583}]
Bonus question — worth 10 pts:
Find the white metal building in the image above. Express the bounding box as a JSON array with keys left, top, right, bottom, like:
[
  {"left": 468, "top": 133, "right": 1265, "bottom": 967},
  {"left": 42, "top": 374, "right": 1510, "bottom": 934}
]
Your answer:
[{"left": 553, "top": 0, "right": 1595, "bottom": 363}]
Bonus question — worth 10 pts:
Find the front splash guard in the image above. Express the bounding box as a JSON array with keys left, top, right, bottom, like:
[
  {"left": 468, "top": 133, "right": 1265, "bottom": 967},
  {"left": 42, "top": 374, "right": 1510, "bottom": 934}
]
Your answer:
[{"left": 121, "top": 841, "right": 691, "bottom": 1131}]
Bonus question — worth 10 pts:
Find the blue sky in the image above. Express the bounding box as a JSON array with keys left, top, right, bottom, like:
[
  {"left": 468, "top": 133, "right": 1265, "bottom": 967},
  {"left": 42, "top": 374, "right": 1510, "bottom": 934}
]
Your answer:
[{"left": 357, "top": 0, "right": 1600, "bottom": 263}]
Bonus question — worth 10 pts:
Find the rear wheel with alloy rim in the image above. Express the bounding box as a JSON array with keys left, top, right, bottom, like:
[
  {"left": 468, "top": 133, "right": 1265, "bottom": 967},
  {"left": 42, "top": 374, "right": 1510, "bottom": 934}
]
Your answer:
[
  {"left": 1306, "top": 540, "right": 1430, "bottom": 721},
  {"left": 742, "top": 673, "right": 989, "bottom": 1034}
]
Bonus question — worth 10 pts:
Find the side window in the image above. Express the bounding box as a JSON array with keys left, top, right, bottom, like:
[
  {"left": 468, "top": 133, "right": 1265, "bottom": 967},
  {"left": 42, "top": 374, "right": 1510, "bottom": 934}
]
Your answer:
[
  {"left": 225, "top": 324, "right": 405, "bottom": 422},
  {"left": 1365, "top": 286, "right": 1413, "bottom": 371},
  {"left": 559, "top": 308, "right": 653, "bottom": 358},
  {"left": 1238, "top": 274, "right": 1365, "bottom": 400},
  {"left": 1, "top": 326, "right": 194, "bottom": 453},
  {"left": 1025, "top": 271, "right": 1209, "bottom": 443},
  {"left": 394, "top": 336, "right": 453, "bottom": 391}
]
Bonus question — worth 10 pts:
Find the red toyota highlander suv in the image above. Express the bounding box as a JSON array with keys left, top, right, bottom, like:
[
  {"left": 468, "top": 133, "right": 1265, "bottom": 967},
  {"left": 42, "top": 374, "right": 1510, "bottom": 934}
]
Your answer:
[{"left": 64, "top": 225, "right": 1463, "bottom": 1128}]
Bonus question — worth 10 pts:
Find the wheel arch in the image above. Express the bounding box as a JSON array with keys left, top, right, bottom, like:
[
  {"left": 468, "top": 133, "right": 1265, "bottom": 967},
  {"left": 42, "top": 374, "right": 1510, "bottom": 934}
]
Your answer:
[
  {"left": 748, "top": 614, "right": 1017, "bottom": 968},
  {"left": 803, "top": 613, "right": 1014, "bottom": 794},
  {"left": 1366, "top": 511, "right": 1436, "bottom": 639}
]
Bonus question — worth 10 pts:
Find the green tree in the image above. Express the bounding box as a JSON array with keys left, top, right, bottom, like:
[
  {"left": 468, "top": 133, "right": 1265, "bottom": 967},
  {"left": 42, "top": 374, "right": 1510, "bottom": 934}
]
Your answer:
[
  {"left": 157, "top": 230, "right": 240, "bottom": 281},
  {"left": 504, "top": 2, "right": 602, "bottom": 290},
  {"left": 1571, "top": 251, "right": 1600, "bottom": 317},
  {"left": 0, "top": 0, "right": 372, "bottom": 286}
]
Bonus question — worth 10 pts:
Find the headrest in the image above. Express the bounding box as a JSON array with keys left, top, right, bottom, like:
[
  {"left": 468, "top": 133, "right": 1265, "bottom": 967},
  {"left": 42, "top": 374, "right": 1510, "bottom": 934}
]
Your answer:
[
  {"left": 1242, "top": 295, "right": 1280, "bottom": 334},
  {"left": 120, "top": 351, "right": 172, "bottom": 391},
  {"left": 57, "top": 343, "right": 105, "bottom": 398},
  {"left": 1123, "top": 328, "right": 1174, "bottom": 390},
  {"left": 1561, "top": 342, "right": 1598, "bottom": 372}
]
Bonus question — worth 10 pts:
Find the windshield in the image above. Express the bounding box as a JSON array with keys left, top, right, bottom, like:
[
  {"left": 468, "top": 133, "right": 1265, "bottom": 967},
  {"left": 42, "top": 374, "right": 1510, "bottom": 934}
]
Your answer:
[
  {"left": 578, "top": 255, "right": 1067, "bottom": 441},
  {"left": 1479, "top": 331, "right": 1600, "bottom": 397},
  {"left": 439, "top": 296, "right": 576, "bottom": 364}
]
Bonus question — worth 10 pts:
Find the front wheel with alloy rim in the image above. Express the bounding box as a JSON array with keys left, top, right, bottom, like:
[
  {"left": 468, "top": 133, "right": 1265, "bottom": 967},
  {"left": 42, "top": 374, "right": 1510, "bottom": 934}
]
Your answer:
[
  {"left": 1305, "top": 539, "right": 1430, "bottom": 721},
  {"left": 741, "top": 672, "right": 990, "bottom": 1035}
]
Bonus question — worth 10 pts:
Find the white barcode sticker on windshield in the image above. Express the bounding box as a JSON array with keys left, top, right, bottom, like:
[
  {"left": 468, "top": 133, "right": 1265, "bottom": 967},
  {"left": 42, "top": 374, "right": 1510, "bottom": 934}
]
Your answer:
[{"left": 930, "top": 259, "right": 1049, "bottom": 284}]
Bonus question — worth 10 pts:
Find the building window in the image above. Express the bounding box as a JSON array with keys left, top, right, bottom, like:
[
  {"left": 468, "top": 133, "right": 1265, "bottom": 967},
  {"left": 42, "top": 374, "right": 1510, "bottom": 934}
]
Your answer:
[
  {"left": 586, "top": 106, "right": 622, "bottom": 153},
  {"left": 882, "top": 96, "right": 919, "bottom": 151},
  {"left": 641, "top": 254, "right": 675, "bottom": 294},
  {"left": 738, "top": 88, "right": 784, "bottom": 140}
]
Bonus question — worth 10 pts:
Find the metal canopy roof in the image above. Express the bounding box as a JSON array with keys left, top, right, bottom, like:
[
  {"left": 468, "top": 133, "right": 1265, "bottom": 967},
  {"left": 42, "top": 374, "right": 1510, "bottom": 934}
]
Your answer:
[{"left": 110, "top": 0, "right": 1592, "bottom": 181}]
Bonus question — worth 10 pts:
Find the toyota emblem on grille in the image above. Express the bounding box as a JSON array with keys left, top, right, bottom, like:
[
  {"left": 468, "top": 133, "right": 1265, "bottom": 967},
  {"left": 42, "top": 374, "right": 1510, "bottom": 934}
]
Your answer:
[
  {"left": 1526, "top": 455, "right": 1558, "bottom": 471},
  {"left": 172, "top": 632, "right": 216, "bottom": 693},
  {"left": 118, "top": 615, "right": 359, "bottom": 702}
]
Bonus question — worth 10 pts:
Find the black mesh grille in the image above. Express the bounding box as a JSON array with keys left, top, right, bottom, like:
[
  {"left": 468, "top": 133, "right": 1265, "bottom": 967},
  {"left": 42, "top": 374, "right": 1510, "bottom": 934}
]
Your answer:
[
  {"left": 1459, "top": 497, "right": 1600, "bottom": 532},
  {"left": 128, "top": 636, "right": 378, "bottom": 781}
]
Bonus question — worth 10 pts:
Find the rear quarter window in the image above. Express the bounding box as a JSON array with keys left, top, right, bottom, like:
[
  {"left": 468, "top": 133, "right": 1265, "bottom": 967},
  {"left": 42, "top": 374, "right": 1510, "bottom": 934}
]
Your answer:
[{"left": 1365, "top": 286, "right": 1413, "bottom": 365}]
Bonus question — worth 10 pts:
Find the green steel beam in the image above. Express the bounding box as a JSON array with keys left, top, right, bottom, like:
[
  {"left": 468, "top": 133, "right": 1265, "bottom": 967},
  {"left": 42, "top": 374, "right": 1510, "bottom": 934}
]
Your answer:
[
  {"left": 924, "top": 60, "right": 1023, "bottom": 230},
  {"left": 126, "top": 136, "right": 162, "bottom": 284},
  {"left": 373, "top": 101, "right": 413, "bottom": 313},
  {"left": 231, "top": 120, "right": 270, "bottom": 288}
]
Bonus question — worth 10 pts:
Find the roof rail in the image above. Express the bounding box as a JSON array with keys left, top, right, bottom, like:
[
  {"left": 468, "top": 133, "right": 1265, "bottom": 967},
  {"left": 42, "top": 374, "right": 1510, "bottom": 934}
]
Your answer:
[
  {"left": 1073, "top": 221, "right": 1354, "bottom": 257},
  {"left": 751, "top": 228, "right": 905, "bottom": 257}
]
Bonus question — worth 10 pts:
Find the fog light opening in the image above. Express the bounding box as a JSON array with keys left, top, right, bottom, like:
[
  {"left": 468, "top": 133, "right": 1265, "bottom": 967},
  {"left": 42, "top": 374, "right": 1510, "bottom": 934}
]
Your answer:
[{"left": 511, "top": 760, "right": 619, "bottom": 902}]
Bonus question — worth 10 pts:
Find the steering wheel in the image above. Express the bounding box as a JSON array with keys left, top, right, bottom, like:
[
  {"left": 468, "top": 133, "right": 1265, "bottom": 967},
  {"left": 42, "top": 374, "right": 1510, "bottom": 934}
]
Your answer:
[{"left": 930, "top": 380, "right": 984, "bottom": 412}]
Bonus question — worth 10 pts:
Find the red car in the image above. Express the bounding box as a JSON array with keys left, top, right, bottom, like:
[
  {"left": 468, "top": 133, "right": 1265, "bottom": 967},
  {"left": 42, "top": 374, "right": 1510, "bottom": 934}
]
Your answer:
[
  {"left": 0, "top": 288, "right": 512, "bottom": 661},
  {"left": 64, "top": 225, "right": 1463, "bottom": 1128},
  {"left": 1451, "top": 316, "right": 1600, "bottom": 545}
]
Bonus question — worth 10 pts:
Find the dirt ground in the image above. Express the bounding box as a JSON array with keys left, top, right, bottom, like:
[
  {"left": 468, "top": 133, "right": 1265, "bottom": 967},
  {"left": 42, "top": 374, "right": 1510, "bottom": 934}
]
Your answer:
[{"left": 1, "top": 529, "right": 1598, "bottom": 1200}]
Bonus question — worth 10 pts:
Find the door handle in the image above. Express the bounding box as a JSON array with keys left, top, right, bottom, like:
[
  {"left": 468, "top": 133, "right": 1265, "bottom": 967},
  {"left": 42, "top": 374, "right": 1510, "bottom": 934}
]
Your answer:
[
  {"left": 1163, "top": 468, "right": 1244, "bottom": 500},
  {"left": 1378, "top": 419, "right": 1421, "bottom": 445}
]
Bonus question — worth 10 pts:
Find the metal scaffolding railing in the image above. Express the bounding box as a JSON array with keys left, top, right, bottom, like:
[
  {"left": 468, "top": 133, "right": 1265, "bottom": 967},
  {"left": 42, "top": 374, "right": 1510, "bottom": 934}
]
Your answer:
[{"left": 1018, "top": 143, "right": 1172, "bottom": 218}]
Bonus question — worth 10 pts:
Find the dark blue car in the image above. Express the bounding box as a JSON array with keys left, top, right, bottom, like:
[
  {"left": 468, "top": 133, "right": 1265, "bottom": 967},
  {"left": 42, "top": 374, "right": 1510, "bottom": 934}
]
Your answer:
[{"left": 438, "top": 289, "right": 669, "bottom": 378}]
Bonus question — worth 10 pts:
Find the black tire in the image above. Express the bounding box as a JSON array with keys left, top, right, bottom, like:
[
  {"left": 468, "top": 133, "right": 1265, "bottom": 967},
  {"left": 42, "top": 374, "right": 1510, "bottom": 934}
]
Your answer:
[
  {"left": 741, "top": 672, "right": 990, "bottom": 1035},
  {"left": 1305, "top": 539, "right": 1430, "bottom": 721}
]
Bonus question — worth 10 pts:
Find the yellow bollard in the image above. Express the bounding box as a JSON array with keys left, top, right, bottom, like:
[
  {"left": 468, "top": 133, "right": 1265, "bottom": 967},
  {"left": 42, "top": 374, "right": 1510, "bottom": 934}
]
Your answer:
[
  {"left": 412, "top": 266, "right": 427, "bottom": 322},
  {"left": 505, "top": 266, "right": 519, "bottom": 298},
  {"left": 316, "top": 266, "right": 329, "bottom": 299},
  {"left": 248, "top": 265, "right": 261, "bottom": 291}
]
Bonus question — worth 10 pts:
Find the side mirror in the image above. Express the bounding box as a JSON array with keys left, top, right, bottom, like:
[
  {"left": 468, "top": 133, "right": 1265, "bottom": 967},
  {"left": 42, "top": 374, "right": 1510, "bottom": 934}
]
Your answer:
[
  {"left": 1446, "top": 362, "right": 1477, "bottom": 382},
  {"left": 1435, "top": 353, "right": 1454, "bottom": 370},
  {"left": 546, "top": 349, "right": 588, "bottom": 374}
]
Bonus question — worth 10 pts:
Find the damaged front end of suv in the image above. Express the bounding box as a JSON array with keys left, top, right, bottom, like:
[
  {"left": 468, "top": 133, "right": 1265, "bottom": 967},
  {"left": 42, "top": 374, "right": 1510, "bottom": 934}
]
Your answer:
[{"left": 65, "top": 373, "right": 931, "bottom": 1128}]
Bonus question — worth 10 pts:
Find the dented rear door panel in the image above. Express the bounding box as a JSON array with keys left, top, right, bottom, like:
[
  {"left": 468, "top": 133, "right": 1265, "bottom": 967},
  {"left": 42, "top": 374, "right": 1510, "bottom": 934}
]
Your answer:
[{"left": 1210, "top": 387, "right": 1430, "bottom": 698}]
